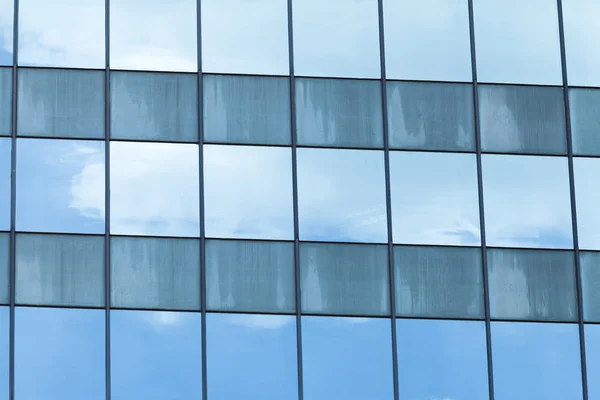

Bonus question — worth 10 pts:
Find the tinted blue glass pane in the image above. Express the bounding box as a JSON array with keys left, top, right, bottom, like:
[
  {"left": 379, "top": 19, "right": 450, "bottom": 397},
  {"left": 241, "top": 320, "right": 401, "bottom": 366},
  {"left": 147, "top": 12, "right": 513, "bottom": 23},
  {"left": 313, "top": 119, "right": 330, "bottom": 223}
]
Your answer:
[
  {"left": 0, "top": 308, "right": 7, "bottom": 399},
  {"left": 207, "top": 313, "right": 298, "bottom": 399},
  {"left": 0, "top": 68, "right": 11, "bottom": 135},
  {"left": 0, "top": 234, "right": 7, "bottom": 304},
  {"left": 574, "top": 158, "right": 600, "bottom": 249},
  {"left": 111, "top": 310, "right": 202, "bottom": 400},
  {"left": 585, "top": 324, "right": 600, "bottom": 399},
  {"left": 0, "top": 1, "right": 13, "bottom": 66},
  {"left": 16, "top": 138, "right": 105, "bottom": 234},
  {"left": 563, "top": 0, "right": 600, "bottom": 87},
  {"left": 570, "top": 89, "right": 600, "bottom": 156},
  {"left": 0, "top": 138, "right": 9, "bottom": 231}
]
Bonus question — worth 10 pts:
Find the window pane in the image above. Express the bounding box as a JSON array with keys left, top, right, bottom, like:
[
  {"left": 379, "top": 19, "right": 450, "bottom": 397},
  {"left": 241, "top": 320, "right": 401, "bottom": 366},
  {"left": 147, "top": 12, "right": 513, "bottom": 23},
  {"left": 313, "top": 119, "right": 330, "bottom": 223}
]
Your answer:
[
  {"left": 574, "top": 158, "right": 600, "bottom": 249},
  {"left": 16, "top": 233, "right": 104, "bottom": 307},
  {"left": 563, "top": 0, "right": 600, "bottom": 87},
  {"left": 397, "top": 320, "right": 489, "bottom": 400},
  {"left": 18, "top": 68, "right": 104, "bottom": 139},
  {"left": 0, "top": 234, "right": 8, "bottom": 304},
  {"left": 473, "top": 0, "right": 562, "bottom": 85},
  {"left": 203, "top": 74, "right": 291, "bottom": 145},
  {"left": 15, "top": 307, "right": 105, "bottom": 400},
  {"left": 110, "top": 0, "right": 197, "bottom": 72},
  {"left": 110, "top": 141, "right": 200, "bottom": 237},
  {"left": 300, "top": 242, "right": 389, "bottom": 316},
  {"left": 0, "top": 0, "right": 13, "bottom": 65},
  {"left": 302, "top": 316, "right": 394, "bottom": 399},
  {"left": 16, "top": 138, "right": 105, "bottom": 234},
  {"left": 482, "top": 155, "right": 573, "bottom": 249},
  {"left": 580, "top": 252, "right": 600, "bottom": 322},
  {"left": 570, "top": 89, "right": 600, "bottom": 156},
  {"left": 390, "top": 152, "right": 480, "bottom": 246},
  {"left": 0, "top": 307, "right": 7, "bottom": 399},
  {"left": 201, "top": 0, "right": 289, "bottom": 75},
  {"left": 292, "top": 0, "right": 380, "bottom": 78},
  {"left": 394, "top": 246, "right": 483, "bottom": 319},
  {"left": 207, "top": 313, "right": 298, "bottom": 399},
  {"left": 0, "top": 68, "right": 11, "bottom": 135},
  {"left": 111, "top": 310, "right": 202, "bottom": 400},
  {"left": 297, "top": 148, "right": 387, "bottom": 243},
  {"left": 295, "top": 78, "right": 383, "bottom": 148},
  {"left": 110, "top": 236, "right": 200, "bottom": 310},
  {"left": 487, "top": 248, "right": 577, "bottom": 321},
  {"left": 586, "top": 325, "right": 600, "bottom": 399},
  {"left": 204, "top": 145, "right": 293, "bottom": 240},
  {"left": 478, "top": 85, "right": 566, "bottom": 154},
  {"left": 0, "top": 138, "right": 9, "bottom": 231},
  {"left": 206, "top": 240, "right": 295, "bottom": 313},
  {"left": 18, "top": 0, "right": 104, "bottom": 68},
  {"left": 491, "top": 322, "right": 583, "bottom": 400}
]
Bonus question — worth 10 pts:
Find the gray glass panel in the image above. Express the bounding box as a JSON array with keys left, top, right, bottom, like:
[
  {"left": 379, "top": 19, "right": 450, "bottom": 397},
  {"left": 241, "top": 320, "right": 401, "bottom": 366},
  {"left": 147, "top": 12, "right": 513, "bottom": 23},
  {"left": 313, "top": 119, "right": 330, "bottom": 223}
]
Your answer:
[
  {"left": 0, "top": 138, "right": 9, "bottom": 231},
  {"left": 203, "top": 74, "right": 291, "bottom": 145},
  {"left": 295, "top": 78, "right": 383, "bottom": 148},
  {"left": 206, "top": 240, "right": 295, "bottom": 313},
  {"left": 16, "top": 234, "right": 104, "bottom": 307},
  {"left": 204, "top": 145, "right": 293, "bottom": 240},
  {"left": 302, "top": 316, "right": 394, "bottom": 400},
  {"left": 201, "top": 0, "right": 289, "bottom": 75},
  {"left": 570, "top": 89, "right": 600, "bottom": 156},
  {"left": 390, "top": 152, "right": 480, "bottom": 246},
  {"left": 0, "top": 234, "right": 8, "bottom": 304},
  {"left": 586, "top": 325, "right": 600, "bottom": 399},
  {"left": 111, "top": 310, "right": 202, "bottom": 400},
  {"left": 18, "top": 0, "right": 105, "bottom": 68},
  {"left": 0, "top": 68, "right": 11, "bottom": 135},
  {"left": 110, "top": 71, "right": 198, "bottom": 142},
  {"left": 16, "top": 138, "right": 105, "bottom": 234},
  {"left": 297, "top": 148, "right": 387, "bottom": 243},
  {"left": 580, "top": 252, "right": 600, "bottom": 322},
  {"left": 0, "top": 1, "right": 13, "bottom": 65},
  {"left": 292, "top": 0, "right": 380, "bottom": 78},
  {"left": 15, "top": 307, "right": 105, "bottom": 400},
  {"left": 491, "top": 322, "right": 583, "bottom": 400},
  {"left": 207, "top": 313, "right": 298, "bottom": 399},
  {"left": 110, "top": 141, "right": 200, "bottom": 237},
  {"left": 300, "top": 242, "right": 389, "bottom": 316},
  {"left": 17, "top": 68, "right": 104, "bottom": 139},
  {"left": 482, "top": 155, "right": 573, "bottom": 249},
  {"left": 563, "top": 0, "right": 600, "bottom": 87},
  {"left": 394, "top": 246, "right": 483, "bottom": 319},
  {"left": 0, "top": 308, "right": 7, "bottom": 398},
  {"left": 487, "top": 248, "right": 577, "bottom": 321},
  {"left": 110, "top": 236, "right": 201, "bottom": 310},
  {"left": 575, "top": 158, "right": 600, "bottom": 249},
  {"left": 478, "top": 85, "right": 566, "bottom": 154}
]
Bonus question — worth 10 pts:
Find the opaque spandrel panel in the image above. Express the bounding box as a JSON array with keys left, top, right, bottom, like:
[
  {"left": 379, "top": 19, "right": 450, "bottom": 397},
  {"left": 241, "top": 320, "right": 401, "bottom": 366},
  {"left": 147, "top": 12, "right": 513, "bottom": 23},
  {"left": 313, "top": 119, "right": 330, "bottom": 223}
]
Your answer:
[
  {"left": 16, "top": 234, "right": 104, "bottom": 307},
  {"left": 18, "top": 68, "right": 104, "bottom": 139},
  {"left": 387, "top": 81, "right": 475, "bottom": 151},
  {"left": 563, "top": 0, "right": 600, "bottom": 87},
  {"left": 0, "top": 234, "right": 8, "bottom": 304},
  {"left": 580, "top": 252, "right": 600, "bottom": 322},
  {"left": 206, "top": 240, "right": 295, "bottom": 313},
  {"left": 0, "top": 68, "right": 11, "bottom": 136},
  {"left": 487, "top": 248, "right": 577, "bottom": 321},
  {"left": 0, "top": 139, "right": 9, "bottom": 231},
  {"left": 395, "top": 246, "right": 483, "bottom": 319},
  {"left": 110, "top": 71, "right": 198, "bottom": 142},
  {"left": 300, "top": 242, "right": 390, "bottom": 316},
  {"left": 478, "top": 85, "right": 566, "bottom": 154},
  {"left": 570, "top": 88, "right": 600, "bottom": 156},
  {"left": 295, "top": 78, "right": 383, "bottom": 148},
  {"left": 203, "top": 74, "right": 291, "bottom": 145},
  {"left": 110, "top": 236, "right": 201, "bottom": 310},
  {"left": 0, "top": 0, "right": 13, "bottom": 65}
]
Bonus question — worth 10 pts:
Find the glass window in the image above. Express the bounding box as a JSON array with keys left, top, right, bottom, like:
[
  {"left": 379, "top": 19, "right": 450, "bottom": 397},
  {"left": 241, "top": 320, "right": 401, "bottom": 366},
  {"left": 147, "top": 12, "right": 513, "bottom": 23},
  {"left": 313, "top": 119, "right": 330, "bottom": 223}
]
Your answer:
[
  {"left": 491, "top": 322, "right": 583, "bottom": 400},
  {"left": 110, "top": 141, "right": 200, "bottom": 237},
  {"left": 302, "top": 316, "right": 394, "bottom": 399},
  {"left": 111, "top": 310, "right": 202, "bottom": 400},
  {"left": 0, "top": 0, "right": 13, "bottom": 65},
  {"left": 580, "top": 252, "right": 600, "bottom": 322},
  {"left": 0, "top": 138, "right": 9, "bottom": 231},
  {"left": 110, "top": 0, "right": 197, "bottom": 72},
  {"left": 478, "top": 85, "right": 566, "bottom": 154},
  {"left": 204, "top": 145, "right": 293, "bottom": 240},
  {"left": 574, "top": 158, "right": 600, "bottom": 250},
  {"left": 586, "top": 324, "right": 600, "bottom": 399},
  {"left": 0, "top": 234, "right": 8, "bottom": 304},
  {"left": 17, "top": 68, "right": 105, "bottom": 139},
  {"left": 203, "top": 74, "right": 291, "bottom": 145},
  {"left": 0, "top": 307, "right": 7, "bottom": 398},
  {"left": 201, "top": 0, "right": 289, "bottom": 75},
  {"left": 297, "top": 148, "right": 387, "bottom": 243},
  {"left": 110, "top": 236, "right": 200, "bottom": 311},
  {"left": 487, "top": 248, "right": 577, "bottom": 321},
  {"left": 295, "top": 78, "right": 383, "bottom": 148},
  {"left": 292, "top": 0, "right": 380, "bottom": 79},
  {"left": 0, "top": 68, "right": 11, "bottom": 135},
  {"left": 15, "top": 307, "right": 105, "bottom": 400},
  {"left": 394, "top": 246, "right": 483, "bottom": 319},
  {"left": 473, "top": 0, "right": 562, "bottom": 85},
  {"left": 206, "top": 240, "right": 295, "bottom": 313},
  {"left": 207, "top": 313, "right": 298, "bottom": 399},
  {"left": 300, "top": 242, "right": 389, "bottom": 316},
  {"left": 16, "top": 233, "right": 104, "bottom": 307},
  {"left": 563, "top": 0, "right": 600, "bottom": 87},
  {"left": 570, "top": 88, "right": 600, "bottom": 156},
  {"left": 16, "top": 138, "right": 105, "bottom": 234},
  {"left": 390, "top": 152, "right": 480, "bottom": 246},
  {"left": 18, "top": 0, "right": 104, "bottom": 68},
  {"left": 482, "top": 155, "right": 573, "bottom": 249}
]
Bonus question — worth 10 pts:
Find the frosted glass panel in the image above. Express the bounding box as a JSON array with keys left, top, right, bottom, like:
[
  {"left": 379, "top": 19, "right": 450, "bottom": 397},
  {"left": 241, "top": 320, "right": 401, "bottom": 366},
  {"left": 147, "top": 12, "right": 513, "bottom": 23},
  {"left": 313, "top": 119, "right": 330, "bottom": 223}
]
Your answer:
[
  {"left": 562, "top": 0, "right": 600, "bottom": 87},
  {"left": 0, "top": 234, "right": 8, "bottom": 304},
  {"left": 580, "top": 252, "right": 600, "bottom": 322},
  {"left": 570, "top": 89, "right": 600, "bottom": 156},
  {"left": 0, "top": 68, "right": 11, "bottom": 136}
]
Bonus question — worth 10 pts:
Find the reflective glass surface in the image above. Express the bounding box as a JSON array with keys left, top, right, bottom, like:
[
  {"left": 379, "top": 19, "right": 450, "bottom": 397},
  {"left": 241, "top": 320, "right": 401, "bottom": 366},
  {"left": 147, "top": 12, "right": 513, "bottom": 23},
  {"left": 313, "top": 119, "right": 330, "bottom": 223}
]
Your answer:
[
  {"left": 0, "top": 234, "right": 7, "bottom": 304},
  {"left": 586, "top": 324, "right": 600, "bottom": 399},
  {"left": 0, "top": 0, "right": 13, "bottom": 65},
  {"left": 110, "top": 141, "right": 200, "bottom": 237},
  {"left": 16, "top": 138, "right": 105, "bottom": 234},
  {"left": 297, "top": 148, "right": 387, "bottom": 243},
  {"left": 0, "top": 138, "right": 9, "bottom": 231},
  {"left": 575, "top": 158, "right": 600, "bottom": 249},
  {"left": 207, "top": 313, "right": 298, "bottom": 399},
  {"left": 580, "top": 252, "right": 600, "bottom": 322},
  {"left": 0, "top": 308, "right": 7, "bottom": 398},
  {"left": 570, "top": 88, "right": 600, "bottom": 156},
  {"left": 0, "top": 68, "right": 11, "bottom": 135},
  {"left": 562, "top": 0, "right": 600, "bottom": 87},
  {"left": 204, "top": 145, "right": 293, "bottom": 240},
  {"left": 390, "top": 151, "right": 480, "bottom": 246},
  {"left": 482, "top": 155, "right": 573, "bottom": 249}
]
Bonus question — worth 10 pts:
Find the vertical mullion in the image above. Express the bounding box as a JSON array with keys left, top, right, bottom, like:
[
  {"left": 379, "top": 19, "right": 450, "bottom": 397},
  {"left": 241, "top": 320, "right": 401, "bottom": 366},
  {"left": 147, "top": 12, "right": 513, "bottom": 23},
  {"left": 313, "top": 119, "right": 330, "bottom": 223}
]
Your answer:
[{"left": 104, "top": 0, "right": 111, "bottom": 399}]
